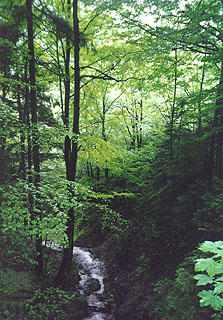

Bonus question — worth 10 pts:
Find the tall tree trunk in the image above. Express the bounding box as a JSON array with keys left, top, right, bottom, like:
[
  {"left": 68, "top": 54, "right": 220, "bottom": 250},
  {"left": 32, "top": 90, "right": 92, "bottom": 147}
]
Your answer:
[
  {"left": 137, "top": 99, "right": 143, "bottom": 149},
  {"left": 90, "top": 162, "right": 94, "bottom": 178},
  {"left": 86, "top": 161, "right": 90, "bottom": 177},
  {"left": 105, "top": 168, "right": 109, "bottom": 186},
  {"left": 26, "top": 0, "right": 43, "bottom": 276},
  {"left": 56, "top": 31, "right": 64, "bottom": 122},
  {"left": 18, "top": 64, "right": 29, "bottom": 179},
  {"left": 25, "top": 70, "right": 34, "bottom": 226},
  {"left": 169, "top": 49, "right": 177, "bottom": 160},
  {"left": 214, "top": 62, "right": 223, "bottom": 178},
  {"left": 0, "top": 36, "right": 10, "bottom": 151},
  {"left": 101, "top": 98, "right": 109, "bottom": 185},
  {"left": 55, "top": 0, "right": 80, "bottom": 286},
  {"left": 0, "top": 70, "right": 7, "bottom": 151},
  {"left": 17, "top": 90, "right": 26, "bottom": 179},
  {"left": 197, "top": 60, "right": 206, "bottom": 134},
  {"left": 96, "top": 166, "right": 100, "bottom": 190},
  {"left": 102, "top": 98, "right": 106, "bottom": 141},
  {"left": 131, "top": 106, "right": 136, "bottom": 149}
]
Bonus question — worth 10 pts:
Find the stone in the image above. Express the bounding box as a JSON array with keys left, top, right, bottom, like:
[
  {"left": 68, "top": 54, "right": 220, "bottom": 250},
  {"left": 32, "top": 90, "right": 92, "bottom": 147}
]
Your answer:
[{"left": 85, "top": 278, "right": 101, "bottom": 293}]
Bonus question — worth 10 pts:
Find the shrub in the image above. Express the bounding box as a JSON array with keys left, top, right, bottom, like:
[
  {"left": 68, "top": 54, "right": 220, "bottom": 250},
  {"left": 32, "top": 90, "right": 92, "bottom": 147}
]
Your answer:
[{"left": 21, "top": 288, "right": 88, "bottom": 320}]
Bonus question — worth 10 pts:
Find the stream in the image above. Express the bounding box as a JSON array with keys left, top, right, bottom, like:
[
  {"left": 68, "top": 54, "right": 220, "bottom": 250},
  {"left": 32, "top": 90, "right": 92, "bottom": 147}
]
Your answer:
[
  {"left": 48, "top": 243, "right": 115, "bottom": 320},
  {"left": 73, "top": 246, "right": 115, "bottom": 320}
]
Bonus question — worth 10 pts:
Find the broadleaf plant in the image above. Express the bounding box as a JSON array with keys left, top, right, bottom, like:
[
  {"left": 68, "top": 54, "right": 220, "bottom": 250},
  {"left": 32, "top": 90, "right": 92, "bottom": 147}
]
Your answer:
[{"left": 194, "top": 241, "right": 223, "bottom": 312}]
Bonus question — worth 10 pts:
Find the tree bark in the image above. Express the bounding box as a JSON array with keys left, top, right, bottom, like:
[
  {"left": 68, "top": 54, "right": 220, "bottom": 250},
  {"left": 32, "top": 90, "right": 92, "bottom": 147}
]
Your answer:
[
  {"left": 56, "top": 31, "right": 64, "bottom": 122},
  {"left": 197, "top": 60, "right": 206, "bottom": 134},
  {"left": 169, "top": 49, "right": 177, "bottom": 160},
  {"left": 17, "top": 89, "right": 26, "bottom": 179},
  {"left": 101, "top": 98, "right": 109, "bottom": 185},
  {"left": 26, "top": 0, "right": 43, "bottom": 276},
  {"left": 55, "top": 0, "right": 80, "bottom": 286}
]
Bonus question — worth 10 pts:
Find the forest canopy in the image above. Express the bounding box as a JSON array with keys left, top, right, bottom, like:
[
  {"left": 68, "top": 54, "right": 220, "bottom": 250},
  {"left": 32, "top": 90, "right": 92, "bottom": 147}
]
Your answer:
[{"left": 1, "top": 0, "right": 223, "bottom": 319}]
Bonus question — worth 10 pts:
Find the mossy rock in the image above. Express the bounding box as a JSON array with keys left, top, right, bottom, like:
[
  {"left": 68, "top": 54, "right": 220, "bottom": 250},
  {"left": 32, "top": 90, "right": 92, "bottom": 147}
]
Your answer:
[{"left": 85, "top": 278, "right": 101, "bottom": 293}]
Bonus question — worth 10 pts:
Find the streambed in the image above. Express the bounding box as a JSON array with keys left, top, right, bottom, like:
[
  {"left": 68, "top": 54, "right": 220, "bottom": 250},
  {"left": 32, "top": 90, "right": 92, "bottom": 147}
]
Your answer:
[
  {"left": 47, "top": 243, "right": 115, "bottom": 320},
  {"left": 73, "top": 246, "right": 115, "bottom": 320}
]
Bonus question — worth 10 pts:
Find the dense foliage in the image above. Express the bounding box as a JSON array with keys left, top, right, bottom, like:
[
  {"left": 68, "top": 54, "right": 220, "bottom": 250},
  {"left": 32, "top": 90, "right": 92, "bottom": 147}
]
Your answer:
[{"left": 1, "top": 0, "right": 223, "bottom": 319}]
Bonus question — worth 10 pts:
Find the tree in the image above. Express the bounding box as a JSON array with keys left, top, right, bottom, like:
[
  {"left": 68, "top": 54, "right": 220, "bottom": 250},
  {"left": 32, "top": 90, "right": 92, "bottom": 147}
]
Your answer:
[
  {"left": 55, "top": 0, "right": 80, "bottom": 285},
  {"left": 136, "top": 0, "right": 223, "bottom": 178},
  {"left": 26, "top": 0, "right": 43, "bottom": 276}
]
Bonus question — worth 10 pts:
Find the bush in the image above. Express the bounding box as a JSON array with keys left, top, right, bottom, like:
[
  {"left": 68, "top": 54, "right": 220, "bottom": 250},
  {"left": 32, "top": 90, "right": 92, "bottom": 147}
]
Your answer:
[
  {"left": 194, "top": 241, "right": 223, "bottom": 317},
  {"left": 13, "top": 288, "right": 88, "bottom": 320},
  {"left": 150, "top": 256, "right": 211, "bottom": 320}
]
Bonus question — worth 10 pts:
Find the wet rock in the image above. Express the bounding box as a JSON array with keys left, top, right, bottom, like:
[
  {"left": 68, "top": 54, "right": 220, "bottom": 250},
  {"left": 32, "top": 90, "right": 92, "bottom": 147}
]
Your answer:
[
  {"left": 87, "top": 294, "right": 105, "bottom": 311},
  {"left": 79, "top": 269, "right": 85, "bottom": 275},
  {"left": 85, "top": 278, "right": 101, "bottom": 293}
]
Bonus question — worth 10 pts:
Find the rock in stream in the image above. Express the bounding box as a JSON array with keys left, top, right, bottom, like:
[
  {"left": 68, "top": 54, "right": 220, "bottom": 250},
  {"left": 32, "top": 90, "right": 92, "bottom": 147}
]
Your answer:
[
  {"left": 73, "top": 246, "right": 115, "bottom": 320},
  {"left": 45, "top": 243, "right": 115, "bottom": 320}
]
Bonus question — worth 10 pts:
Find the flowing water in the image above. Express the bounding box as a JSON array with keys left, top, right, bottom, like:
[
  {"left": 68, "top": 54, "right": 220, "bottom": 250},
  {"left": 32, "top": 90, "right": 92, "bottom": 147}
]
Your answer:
[
  {"left": 73, "top": 246, "right": 115, "bottom": 320},
  {"left": 47, "top": 243, "right": 115, "bottom": 320}
]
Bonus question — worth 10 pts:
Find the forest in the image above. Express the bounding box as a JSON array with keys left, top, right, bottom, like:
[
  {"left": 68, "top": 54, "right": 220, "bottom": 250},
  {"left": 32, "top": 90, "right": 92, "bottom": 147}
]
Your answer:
[{"left": 1, "top": 0, "right": 223, "bottom": 319}]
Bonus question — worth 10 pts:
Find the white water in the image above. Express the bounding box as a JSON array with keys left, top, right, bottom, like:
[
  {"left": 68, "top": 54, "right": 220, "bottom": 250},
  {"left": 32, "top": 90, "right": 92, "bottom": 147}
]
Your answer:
[
  {"left": 73, "top": 247, "right": 105, "bottom": 295},
  {"left": 46, "top": 243, "right": 115, "bottom": 320},
  {"left": 73, "top": 247, "right": 115, "bottom": 320}
]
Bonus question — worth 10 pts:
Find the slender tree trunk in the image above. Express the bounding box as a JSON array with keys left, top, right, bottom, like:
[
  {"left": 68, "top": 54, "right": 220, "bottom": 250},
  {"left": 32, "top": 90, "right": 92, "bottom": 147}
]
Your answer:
[
  {"left": 56, "top": 31, "right": 64, "bottom": 122},
  {"left": 105, "top": 168, "right": 109, "bottom": 186},
  {"left": 131, "top": 107, "right": 136, "bottom": 149},
  {"left": 0, "top": 33, "right": 11, "bottom": 151},
  {"left": 0, "top": 70, "right": 7, "bottom": 151},
  {"left": 18, "top": 63, "right": 29, "bottom": 179},
  {"left": 25, "top": 70, "right": 34, "bottom": 225},
  {"left": 197, "top": 60, "right": 206, "bottom": 134},
  {"left": 121, "top": 107, "right": 133, "bottom": 150},
  {"left": 86, "top": 161, "right": 90, "bottom": 177},
  {"left": 96, "top": 166, "right": 100, "bottom": 181},
  {"left": 209, "top": 123, "right": 216, "bottom": 181},
  {"left": 64, "top": 30, "right": 71, "bottom": 127},
  {"left": 102, "top": 99, "right": 106, "bottom": 141},
  {"left": 26, "top": 71, "right": 32, "bottom": 186},
  {"left": 55, "top": 0, "right": 80, "bottom": 286},
  {"left": 170, "top": 49, "right": 177, "bottom": 160},
  {"left": 17, "top": 90, "right": 26, "bottom": 179},
  {"left": 214, "top": 62, "right": 223, "bottom": 178},
  {"left": 26, "top": 0, "right": 43, "bottom": 276},
  {"left": 101, "top": 98, "right": 109, "bottom": 185},
  {"left": 137, "top": 99, "right": 143, "bottom": 149},
  {"left": 90, "top": 162, "right": 94, "bottom": 178}
]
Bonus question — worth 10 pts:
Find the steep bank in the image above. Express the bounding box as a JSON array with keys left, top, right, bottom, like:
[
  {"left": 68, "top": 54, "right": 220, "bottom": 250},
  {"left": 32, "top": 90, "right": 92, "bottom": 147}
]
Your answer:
[{"left": 75, "top": 236, "right": 154, "bottom": 320}]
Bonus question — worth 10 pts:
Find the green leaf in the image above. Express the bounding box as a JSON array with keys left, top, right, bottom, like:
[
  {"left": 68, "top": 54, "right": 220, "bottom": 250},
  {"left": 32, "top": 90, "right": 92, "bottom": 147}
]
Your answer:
[
  {"left": 198, "top": 290, "right": 223, "bottom": 310},
  {"left": 199, "top": 241, "right": 223, "bottom": 254},
  {"left": 194, "top": 274, "right": 213, "bottom": 286},
  {"left": 195, "top": 258, "right": 210, "bottom": 272},
  {"left": 207, "top": 260, "right": 221, "bottom": 277},
  {"left": 214, "top": 282, "right": 223, "bottom": 295},
  {"left": 195, "top": 258, "right": 219, "bottom": 276}
]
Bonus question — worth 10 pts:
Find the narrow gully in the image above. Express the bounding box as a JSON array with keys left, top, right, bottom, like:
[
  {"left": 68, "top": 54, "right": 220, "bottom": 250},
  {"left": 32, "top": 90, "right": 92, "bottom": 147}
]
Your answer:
[
  {"left": 47, "top": 243, "right": 115, "bottom": 320},
  {"left": 73, "top": 246, "right": 115, "bottom": 320}
]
